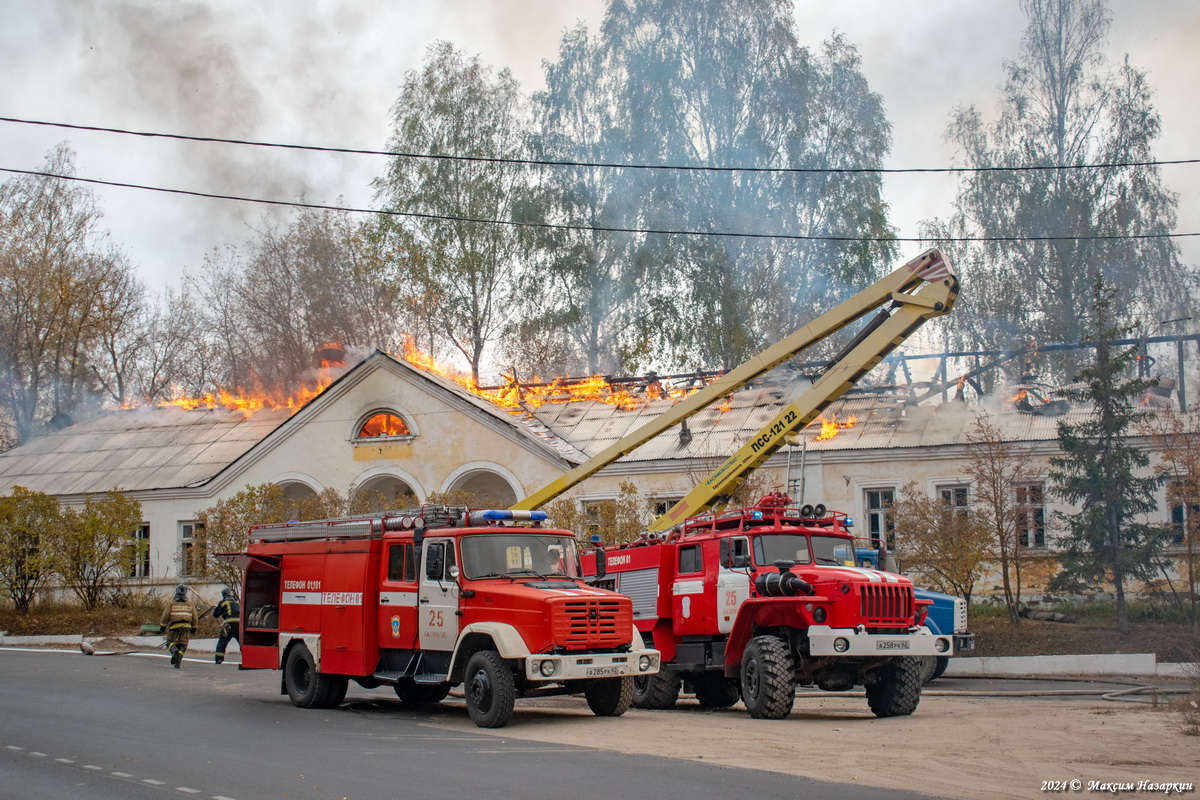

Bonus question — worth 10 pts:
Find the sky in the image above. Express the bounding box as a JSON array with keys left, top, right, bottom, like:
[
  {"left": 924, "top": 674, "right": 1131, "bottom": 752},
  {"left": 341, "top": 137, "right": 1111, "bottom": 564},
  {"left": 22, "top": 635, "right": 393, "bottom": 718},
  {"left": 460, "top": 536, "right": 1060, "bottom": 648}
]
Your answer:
[{"left": 1, "top": 0, "right": 1197, "bottom": 301}]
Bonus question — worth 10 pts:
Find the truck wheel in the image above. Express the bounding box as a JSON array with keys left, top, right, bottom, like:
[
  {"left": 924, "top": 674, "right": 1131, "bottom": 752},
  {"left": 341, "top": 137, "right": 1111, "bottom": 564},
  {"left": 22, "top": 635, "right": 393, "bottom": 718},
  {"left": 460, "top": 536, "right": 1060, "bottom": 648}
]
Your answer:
[
  {"left": 918, "top": 656, "right": 937, "bottom": 685},
  {"left": 866, "top": 656, "right": 923, "bottom": 718},
  {"left": 284, "top": 645, "right": 344, "bottom": 709},
  {"left": 393, "top": 680, "right": 452, "bottom": 706},
  {"left": 464, "top": 650, "right": 516, "bottom": 728},
  {"left": 585, "top": 676, "right": 633, "bottom": 717},
  {"left": 918, "top": 655, "right": 951, "bottom": 685},
  {"left": 632, "top": 670, "right": 682, "bottom": 709},
  {"left": 693, "top": 673, "right": 740, "bottom": 709},
  {"left": 740, "top": 636, "right": 795, "bottom": 720}
]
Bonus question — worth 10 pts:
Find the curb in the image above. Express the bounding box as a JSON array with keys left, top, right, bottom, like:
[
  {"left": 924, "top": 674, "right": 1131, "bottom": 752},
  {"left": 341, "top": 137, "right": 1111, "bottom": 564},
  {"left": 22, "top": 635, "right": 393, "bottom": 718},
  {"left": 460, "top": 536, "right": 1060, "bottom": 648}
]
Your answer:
[
  {"left": 945, "top": 653, "right": 1191, "bottom": 679},
  {"left": 0, "top": 634, "right": 239, "bottom": 655}
]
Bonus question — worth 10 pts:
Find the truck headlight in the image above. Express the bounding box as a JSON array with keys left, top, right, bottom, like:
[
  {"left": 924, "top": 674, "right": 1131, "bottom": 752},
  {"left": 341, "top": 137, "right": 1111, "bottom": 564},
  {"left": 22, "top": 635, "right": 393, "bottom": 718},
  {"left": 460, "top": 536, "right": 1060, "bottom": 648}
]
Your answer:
[
  {"left": 833, "top": 637, "right": 849, "bottom": 653},
  {"left": 935, "top": 638, "right": 949, "bottom": 653},
  {"left": 812, "top": 606, "right": 827, "bottom": 624},
  {"left": 639, "top": 655, "right": 652, "bottom": 672},
  {"left": 539, "top": 659, "right": 557, "bottom": 677}
]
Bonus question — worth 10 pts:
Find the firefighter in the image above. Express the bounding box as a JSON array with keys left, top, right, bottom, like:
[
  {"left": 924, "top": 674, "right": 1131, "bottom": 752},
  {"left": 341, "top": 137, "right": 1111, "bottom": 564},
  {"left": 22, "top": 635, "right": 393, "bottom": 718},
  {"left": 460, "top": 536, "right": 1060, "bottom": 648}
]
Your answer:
[
  {"left": 160, "top": 584, "right": 198, "bottom": 669},
  {"left": 212, "top": 586, "right": 240, "bottom": 665}
]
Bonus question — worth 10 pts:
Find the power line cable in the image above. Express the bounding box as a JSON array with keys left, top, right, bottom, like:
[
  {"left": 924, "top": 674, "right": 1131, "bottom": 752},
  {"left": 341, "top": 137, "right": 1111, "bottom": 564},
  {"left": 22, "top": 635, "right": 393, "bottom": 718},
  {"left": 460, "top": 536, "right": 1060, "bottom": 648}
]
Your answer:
[
  {"left": 2, "top": 115, "right": 1198, "bottom": 175},
  {"left": 2, "top": 166, "right": 1195, "bottom": 244}
]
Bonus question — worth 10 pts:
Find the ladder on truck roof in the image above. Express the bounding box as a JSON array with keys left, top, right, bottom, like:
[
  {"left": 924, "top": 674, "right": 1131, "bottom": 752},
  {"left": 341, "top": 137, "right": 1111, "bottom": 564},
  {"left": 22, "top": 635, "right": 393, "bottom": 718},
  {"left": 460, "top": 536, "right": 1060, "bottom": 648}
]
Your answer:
[
  {"left": 510, "top": 248, "right": 958, "bottom": 530},
  {"left": 249, "top": 507, "right": 547, "bottom": 543}
]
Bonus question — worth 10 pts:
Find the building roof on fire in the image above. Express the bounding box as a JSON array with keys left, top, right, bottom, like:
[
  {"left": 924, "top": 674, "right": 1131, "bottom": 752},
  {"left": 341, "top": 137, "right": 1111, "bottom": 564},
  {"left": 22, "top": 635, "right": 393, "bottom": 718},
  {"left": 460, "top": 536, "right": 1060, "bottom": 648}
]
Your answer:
[
  {"left": 0, "top": 351, "right": 586, "bottom": 497},
  {"left": 0, "top": 349, "right": 1174, "bottom": 498}
]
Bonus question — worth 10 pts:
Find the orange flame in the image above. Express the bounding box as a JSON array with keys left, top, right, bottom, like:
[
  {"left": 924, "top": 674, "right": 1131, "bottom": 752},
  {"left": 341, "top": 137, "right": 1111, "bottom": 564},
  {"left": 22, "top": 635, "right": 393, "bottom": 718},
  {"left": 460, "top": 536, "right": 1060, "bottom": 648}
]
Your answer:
[
  {"left": 152, "top": 369, "right": 336, "bottom": 414},
  {"left": 1009, "top": 389, "right": 1029, "bottom": 404},
  {"left": 399, "top": 334, "right": 692, "bottom": 411},
  {"left": 814, "top": 412, "right": 857, "bottom": 441}
]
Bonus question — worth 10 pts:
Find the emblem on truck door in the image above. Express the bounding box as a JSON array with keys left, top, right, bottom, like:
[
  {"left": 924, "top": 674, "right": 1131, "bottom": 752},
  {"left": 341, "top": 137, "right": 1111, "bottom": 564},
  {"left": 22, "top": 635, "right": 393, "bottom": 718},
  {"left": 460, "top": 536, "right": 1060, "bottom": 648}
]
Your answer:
[{"left": 391, "top": 616, "right": 401, "bottom": 637}]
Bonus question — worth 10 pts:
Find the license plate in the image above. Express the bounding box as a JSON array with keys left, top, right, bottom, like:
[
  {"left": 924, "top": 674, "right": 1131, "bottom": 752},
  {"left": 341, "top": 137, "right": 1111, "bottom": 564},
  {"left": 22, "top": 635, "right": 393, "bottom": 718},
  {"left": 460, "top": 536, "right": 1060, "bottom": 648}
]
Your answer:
[
  {"left": 876, "top": 640, "right": 910, "bottom": 651},
  {"left": 586, "top": 666, "right": 623, "bottom": 677}
]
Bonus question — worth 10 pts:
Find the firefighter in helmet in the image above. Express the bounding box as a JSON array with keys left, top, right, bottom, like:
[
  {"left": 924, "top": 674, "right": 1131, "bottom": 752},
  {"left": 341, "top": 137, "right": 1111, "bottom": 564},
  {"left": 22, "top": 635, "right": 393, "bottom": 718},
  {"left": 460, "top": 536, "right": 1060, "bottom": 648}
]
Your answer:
[
  {"left": 212, "top": 586, "right": 240, "bottom": 665},
  {"left": 160, "top": 584, "right": 198, "bottom": 669}
]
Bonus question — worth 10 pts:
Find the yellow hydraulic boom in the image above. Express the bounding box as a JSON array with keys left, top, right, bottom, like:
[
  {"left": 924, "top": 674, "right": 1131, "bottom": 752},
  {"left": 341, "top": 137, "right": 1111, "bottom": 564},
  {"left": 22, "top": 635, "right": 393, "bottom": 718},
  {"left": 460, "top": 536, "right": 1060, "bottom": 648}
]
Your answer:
[{"left": 511, "top": 249, "right": 958, "bottom": 526}]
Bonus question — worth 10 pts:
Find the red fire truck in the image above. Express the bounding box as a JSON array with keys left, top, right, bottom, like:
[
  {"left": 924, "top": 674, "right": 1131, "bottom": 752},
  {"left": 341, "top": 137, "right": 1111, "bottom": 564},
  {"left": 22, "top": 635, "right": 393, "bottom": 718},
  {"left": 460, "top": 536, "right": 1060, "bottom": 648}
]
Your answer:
[
  {"left": 584, "top": 492, "right": 951, "bottom": 719},
  {"left": 218, "top": 505, "right": 660, "bottom": 728}
]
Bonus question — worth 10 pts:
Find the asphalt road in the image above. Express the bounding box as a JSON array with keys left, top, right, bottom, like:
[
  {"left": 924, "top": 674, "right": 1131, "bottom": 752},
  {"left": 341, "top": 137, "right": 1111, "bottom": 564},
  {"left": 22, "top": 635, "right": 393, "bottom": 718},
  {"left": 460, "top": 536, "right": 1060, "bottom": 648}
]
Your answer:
[{"left": 0, "top": 647, "right": 950, "bottom": 800}]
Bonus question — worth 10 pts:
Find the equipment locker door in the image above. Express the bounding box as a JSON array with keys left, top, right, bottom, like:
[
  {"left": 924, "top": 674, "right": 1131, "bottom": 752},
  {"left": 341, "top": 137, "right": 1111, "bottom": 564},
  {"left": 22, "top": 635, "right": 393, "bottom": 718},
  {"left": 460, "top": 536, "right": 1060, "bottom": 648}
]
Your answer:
[{"left": 418, "top": 538, "right": 459, "bottom": 651}]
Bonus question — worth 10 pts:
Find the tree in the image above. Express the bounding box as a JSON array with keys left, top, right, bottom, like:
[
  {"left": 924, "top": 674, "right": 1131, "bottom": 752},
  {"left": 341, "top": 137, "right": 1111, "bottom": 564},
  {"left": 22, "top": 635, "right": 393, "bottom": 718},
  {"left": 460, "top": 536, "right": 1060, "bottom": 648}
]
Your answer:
[
  {"left": 1049, "top": 275, "right": 1170, "bottom": 634},
  {"left": 192, "top": 484, "right": 291, "bottom": 588},
  {"left": 374, "top": 42, "right": 530, "bottom": 384},
  {"left": 575, "top": 1, "right": 896, "bottom": 370},
  {"left": 0, "top": 487, "right": 61, "bottom": 613},
  {"left": 518, "top": 22, "right": 663, "bottom": 375},
  {"left": 55, "top": 490, "right": 143, "bottom": 611},
  {"left": 927, "top": 0, "right": 1194, "bottom": 384},
  {"left": 0, "top": 143, "right": 146, "bottom": 441},
  {"left": 890, "top": 482, "right": 991, "bottom": 604},
  {"left": 964, "top": 411, "right": 1046, "bottom": 625},
  {"left": 545, "top": 481, "right": 650, "bottom": 545},
  {"left": 193, "top": 209, "right": 405, "bottom": 396},
  {"left": 1143, "top": 410, "right": 1200, "bottom": 631}
]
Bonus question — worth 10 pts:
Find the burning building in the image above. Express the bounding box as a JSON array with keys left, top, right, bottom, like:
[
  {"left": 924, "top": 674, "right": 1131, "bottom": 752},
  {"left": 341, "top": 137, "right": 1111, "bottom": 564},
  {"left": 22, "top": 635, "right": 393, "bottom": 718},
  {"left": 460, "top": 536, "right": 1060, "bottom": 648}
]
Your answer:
[{"left": 0, "top": 348, "right": 1191, "bottom": 599}]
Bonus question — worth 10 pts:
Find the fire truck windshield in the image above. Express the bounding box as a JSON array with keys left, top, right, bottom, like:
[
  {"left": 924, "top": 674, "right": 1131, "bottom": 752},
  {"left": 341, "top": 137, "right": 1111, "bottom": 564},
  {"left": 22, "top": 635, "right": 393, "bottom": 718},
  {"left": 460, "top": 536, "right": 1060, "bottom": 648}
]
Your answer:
[
  {"left": 460, "top": 534, "right": 581, "bottom": 579},
  {"left": 753, "top": 534, "right": 856, "bottom": 567}
]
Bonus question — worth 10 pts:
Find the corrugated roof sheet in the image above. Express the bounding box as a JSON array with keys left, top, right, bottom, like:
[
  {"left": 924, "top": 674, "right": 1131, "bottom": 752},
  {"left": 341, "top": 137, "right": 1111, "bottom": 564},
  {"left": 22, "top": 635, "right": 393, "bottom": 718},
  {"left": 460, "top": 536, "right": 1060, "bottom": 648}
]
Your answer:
[
  {"left": 529, "top": 382, "right": 1123, "bottom": 462},
  {"left": 0, "top": 406, "right": 292, "bottom": 495}
]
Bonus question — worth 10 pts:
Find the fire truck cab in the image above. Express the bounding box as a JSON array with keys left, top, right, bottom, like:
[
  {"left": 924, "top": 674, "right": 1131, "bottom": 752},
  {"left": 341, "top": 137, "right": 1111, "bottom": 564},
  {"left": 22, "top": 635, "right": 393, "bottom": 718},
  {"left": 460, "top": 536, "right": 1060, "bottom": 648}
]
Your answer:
[
  {"left": 585, "top": 492, "right": 951, "bottom": 719},
  {"left": 221, "top": 506, "right": 660, "bottom": 728}
]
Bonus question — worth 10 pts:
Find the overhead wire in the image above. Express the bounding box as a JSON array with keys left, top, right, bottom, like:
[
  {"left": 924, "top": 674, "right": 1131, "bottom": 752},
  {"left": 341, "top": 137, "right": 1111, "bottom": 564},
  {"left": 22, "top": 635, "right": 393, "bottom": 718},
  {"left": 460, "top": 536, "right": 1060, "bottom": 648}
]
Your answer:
[
  {"left": 2, "top": 115, "right": 1198, "bottom": 175},
  {"left": 1, "top": 166, "right": 1196, "bottom": 243}
]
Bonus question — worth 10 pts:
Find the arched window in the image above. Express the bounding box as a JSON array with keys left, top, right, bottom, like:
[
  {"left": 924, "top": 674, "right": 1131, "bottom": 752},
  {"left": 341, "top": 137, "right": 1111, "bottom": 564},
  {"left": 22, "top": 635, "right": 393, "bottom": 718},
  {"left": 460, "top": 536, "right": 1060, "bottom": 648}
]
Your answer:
[{"left": 356, "top": 411, "right": 411, "bottom": 439}]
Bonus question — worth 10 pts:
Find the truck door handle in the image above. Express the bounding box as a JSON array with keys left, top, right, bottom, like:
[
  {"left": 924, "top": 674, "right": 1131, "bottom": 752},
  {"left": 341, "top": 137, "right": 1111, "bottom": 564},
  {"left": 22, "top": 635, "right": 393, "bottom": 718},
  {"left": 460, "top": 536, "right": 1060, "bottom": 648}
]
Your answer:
[
  {"left": 380, "top": 598, "right": 390, "bottom": 604},
  {"left": 419, "top": 598, "right": 429, "bottom": 604}
]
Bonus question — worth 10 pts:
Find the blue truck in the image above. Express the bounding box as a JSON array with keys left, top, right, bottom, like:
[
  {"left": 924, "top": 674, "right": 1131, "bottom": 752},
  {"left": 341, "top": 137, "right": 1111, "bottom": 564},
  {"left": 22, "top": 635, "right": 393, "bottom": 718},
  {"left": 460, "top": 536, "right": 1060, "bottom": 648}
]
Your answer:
[{"left": 856, "top": 548, "right": 974, "bottom": 683}]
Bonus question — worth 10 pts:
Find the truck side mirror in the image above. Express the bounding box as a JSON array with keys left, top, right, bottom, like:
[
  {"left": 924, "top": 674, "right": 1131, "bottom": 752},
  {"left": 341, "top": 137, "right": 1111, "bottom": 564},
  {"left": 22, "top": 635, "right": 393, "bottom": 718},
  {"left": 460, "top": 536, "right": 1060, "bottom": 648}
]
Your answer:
[{"left": 594, "top": 546, "right": 607, "bottom": 578}]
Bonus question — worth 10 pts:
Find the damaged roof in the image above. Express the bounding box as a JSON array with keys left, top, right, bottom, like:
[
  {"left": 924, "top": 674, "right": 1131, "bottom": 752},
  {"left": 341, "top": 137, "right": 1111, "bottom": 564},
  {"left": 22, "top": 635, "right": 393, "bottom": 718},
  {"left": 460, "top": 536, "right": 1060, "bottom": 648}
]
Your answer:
[
  {"left": 528, "top": 382, "right": 1108, "bottom": 463},
  {"left": 0, "top": 406, "right": 293, "bottom": 496}
]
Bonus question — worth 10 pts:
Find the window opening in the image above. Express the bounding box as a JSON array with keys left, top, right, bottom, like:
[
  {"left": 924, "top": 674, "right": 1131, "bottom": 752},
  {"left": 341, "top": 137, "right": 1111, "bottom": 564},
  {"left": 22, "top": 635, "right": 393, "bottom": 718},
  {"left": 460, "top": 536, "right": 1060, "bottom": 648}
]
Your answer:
[{"left": 357, "top": 412, "right": 410, "bottom": 439}]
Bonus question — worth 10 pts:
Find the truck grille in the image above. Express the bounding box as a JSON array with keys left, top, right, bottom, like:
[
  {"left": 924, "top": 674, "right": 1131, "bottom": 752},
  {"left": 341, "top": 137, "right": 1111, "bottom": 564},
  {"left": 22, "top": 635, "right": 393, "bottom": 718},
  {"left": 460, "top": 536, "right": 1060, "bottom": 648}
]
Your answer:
[
  {"left": 859, "top": 584, "right": 914, "bottom": 626},
  {"left": 552, "top": 598, "right": 630, "bottom": 650}
]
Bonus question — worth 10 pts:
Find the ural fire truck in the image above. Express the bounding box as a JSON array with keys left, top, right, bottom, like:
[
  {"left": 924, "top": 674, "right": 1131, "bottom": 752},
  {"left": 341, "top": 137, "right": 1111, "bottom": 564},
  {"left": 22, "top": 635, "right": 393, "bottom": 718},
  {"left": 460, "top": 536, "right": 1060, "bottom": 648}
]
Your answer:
[
  {"left": 217, "top": 506, "right": 660, "bottom": 728},
  {"left": 584, "top": 493, "right": 952, "bottom": 719}
]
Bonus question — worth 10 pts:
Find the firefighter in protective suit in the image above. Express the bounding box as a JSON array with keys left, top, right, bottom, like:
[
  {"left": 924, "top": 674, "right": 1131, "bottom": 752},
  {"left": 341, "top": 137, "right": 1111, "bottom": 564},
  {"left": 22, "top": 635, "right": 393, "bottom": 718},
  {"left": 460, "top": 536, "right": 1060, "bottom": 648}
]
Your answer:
[
  {"left": 212, "top": 586, "right": 240, "bottom": 664},
  {"left": 160, "top": 584, "right": 198, "bottom": 668}
]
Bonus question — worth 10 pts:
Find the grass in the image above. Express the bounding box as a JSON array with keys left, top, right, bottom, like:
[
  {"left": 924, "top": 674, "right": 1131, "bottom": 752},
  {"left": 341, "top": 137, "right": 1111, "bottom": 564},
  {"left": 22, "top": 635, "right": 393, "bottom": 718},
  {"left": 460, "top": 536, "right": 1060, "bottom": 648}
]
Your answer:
[{"left": 0, "top": 598, "right": 221, "bottom": 638}]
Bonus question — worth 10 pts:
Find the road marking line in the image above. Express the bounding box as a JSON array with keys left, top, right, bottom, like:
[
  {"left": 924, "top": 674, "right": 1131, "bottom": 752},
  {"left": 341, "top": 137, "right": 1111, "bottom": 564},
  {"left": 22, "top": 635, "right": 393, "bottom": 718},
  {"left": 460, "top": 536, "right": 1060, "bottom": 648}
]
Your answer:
[
  {"left": 30, "top": 752, "right": 47, "bottom": 757},
  {"left": 83, "top": 765, "right": 102, "bottom": 770},
  {"left": 56, "top": 758, "right": 73, "bottom": 763},
  {"left": 213, "top": 795, "right": 239, "bottom": 800},
  {"left": 143, "top": 779, "right": 166, "bottom": 785},
  {"left": 176, "top": 788, "right": 201, "bottom": 794},
  {"left": 111, "top": 771, "right": 133, "bottom": 777},
  {"left": 5, "top": 746, "right": 21, "bottom": 751}
]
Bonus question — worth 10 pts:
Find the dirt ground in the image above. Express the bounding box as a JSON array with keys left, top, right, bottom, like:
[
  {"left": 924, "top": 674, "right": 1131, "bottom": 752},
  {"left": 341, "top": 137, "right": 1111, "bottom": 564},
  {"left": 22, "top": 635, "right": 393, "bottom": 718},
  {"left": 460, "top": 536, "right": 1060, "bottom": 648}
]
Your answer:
[{"left": 431, "top": 689, "right": 1199, "bottom": 800}]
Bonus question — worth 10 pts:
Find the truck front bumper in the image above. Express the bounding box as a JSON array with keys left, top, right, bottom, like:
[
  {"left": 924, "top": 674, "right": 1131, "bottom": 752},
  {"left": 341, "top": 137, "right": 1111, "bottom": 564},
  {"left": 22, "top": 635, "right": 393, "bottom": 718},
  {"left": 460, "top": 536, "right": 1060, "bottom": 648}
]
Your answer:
[
  {"left": 807, "top": 625, "right": 952, "bottom": 657},
  {"left": 523, "top": 648, "right": 661, "bottom": 682}
]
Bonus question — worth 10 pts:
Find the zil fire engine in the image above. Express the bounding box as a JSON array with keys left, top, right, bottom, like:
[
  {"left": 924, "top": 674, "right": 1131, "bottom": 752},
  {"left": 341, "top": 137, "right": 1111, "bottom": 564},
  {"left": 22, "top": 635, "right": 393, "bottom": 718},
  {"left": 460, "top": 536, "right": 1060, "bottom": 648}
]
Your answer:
[
  {"left": 216, "top": 505, "right": 660, "bottom": 728},
  {"left": 514, "top": 249, "right": 973, "bottom": 717},
  {"left": 583, "top": 493, "right": 950, "bottom": 719}
]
